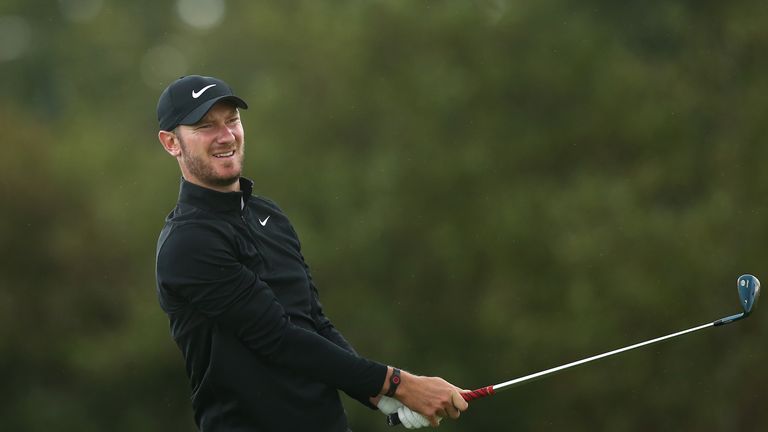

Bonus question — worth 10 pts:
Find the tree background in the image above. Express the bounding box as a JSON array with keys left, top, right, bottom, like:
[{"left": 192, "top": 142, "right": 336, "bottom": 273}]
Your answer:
[{"left": 2, "top": 0, "right": 766, "bottom": 430}]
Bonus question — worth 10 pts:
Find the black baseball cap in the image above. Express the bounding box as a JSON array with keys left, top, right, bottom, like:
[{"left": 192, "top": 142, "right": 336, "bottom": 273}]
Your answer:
[{"left": 157, "top": 75, "right": 248, "bottom": 131}]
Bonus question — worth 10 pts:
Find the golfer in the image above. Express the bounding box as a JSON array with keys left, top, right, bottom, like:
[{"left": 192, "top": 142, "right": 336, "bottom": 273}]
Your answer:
[{"left": 155, "top": 75, "right": 468, "bottom": 431}]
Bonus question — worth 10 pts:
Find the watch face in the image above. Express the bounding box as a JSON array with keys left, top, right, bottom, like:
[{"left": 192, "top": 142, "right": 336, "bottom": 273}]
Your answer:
[{"left": 386, "top": 369, "right": 401, "bottom": 396}]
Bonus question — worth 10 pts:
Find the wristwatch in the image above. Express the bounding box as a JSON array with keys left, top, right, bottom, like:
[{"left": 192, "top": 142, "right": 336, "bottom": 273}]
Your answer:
[{"left": 385, "top": 368, "right": 401, "bottom": 397}]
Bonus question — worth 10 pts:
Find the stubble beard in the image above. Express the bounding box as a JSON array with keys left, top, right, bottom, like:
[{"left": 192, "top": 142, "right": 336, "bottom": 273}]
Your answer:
[{"left": 178, "top": 137, "right": 244, "bottom": 189}]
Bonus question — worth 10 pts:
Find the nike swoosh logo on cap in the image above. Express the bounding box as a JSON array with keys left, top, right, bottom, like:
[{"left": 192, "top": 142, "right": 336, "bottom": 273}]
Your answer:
[
  {"left": 192, "top": 84, "right": 217, "bottom": 98},
  {"left": 259, "top": 216, "right": 270, "bottom": 226}
]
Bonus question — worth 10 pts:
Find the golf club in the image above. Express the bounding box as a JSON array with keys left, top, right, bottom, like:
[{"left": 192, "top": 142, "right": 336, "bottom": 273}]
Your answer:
[{"left": 387, "top": 274, "right": 760, "bottom": 427}]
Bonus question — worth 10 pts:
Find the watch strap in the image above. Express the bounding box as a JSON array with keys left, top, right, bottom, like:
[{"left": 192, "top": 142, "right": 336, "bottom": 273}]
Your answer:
[{"left": 385, "top": 368, "right": 401, "bottom": 397}]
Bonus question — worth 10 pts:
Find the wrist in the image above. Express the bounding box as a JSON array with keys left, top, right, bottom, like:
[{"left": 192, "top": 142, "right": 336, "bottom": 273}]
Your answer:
[{"left": 385, "top": 367, "right": 401, "bottom": 397}]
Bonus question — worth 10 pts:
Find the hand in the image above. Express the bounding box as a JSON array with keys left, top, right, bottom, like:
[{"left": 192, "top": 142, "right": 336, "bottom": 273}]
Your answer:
[
  {"left": 377, "top": 396, "right": 432, "bottom": 429},
  {"left": 376, "top": 395, "right": 401, "bottom": 415},
  {"left": 384, "top": 368, "right": 469, "bottom": 426},
  {"left": 397, "top": 405, "right": 433, "bottom": 429}
]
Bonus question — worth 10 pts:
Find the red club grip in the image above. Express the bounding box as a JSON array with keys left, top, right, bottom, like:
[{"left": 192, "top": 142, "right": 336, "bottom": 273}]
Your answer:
[
  {"left": 462, "top": 385, "right": 495, "bottom": 401},
  {"left": 386, "top": 385, "right": 496, "bottom": 427}
]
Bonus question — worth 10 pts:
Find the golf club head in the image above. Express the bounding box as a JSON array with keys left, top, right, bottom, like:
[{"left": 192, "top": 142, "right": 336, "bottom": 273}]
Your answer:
[
  {"left": 737, "top": 274, "right": 760, "bottom": 316},
  {"left": 713, "top": 274, "right": 760, "bottom": 326}
]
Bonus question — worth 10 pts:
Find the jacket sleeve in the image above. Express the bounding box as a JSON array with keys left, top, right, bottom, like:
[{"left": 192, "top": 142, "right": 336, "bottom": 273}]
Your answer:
[{"left": 156, "top": 222, "right": 387, "bottom": 402}]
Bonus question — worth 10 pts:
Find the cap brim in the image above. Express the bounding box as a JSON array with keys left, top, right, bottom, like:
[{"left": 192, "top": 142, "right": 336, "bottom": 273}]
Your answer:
[{"left": 178, "top": 95, "right": 248, "bottom": 127}]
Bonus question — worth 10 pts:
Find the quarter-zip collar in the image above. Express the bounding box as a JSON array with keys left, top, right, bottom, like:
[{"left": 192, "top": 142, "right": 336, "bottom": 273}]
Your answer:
[{"left": 177, "top": 177, "right": 254, "bottom": 213}]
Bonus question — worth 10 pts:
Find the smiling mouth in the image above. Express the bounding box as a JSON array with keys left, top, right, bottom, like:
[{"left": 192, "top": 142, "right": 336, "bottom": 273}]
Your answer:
[{"left": 213, "top": 150, "right": 235, "bottom": 158}]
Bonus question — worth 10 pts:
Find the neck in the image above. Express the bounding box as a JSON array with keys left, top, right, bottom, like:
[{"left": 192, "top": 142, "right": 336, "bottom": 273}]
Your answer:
[{"left": 183, "top": 176, "right": 241, "bottom": 193}]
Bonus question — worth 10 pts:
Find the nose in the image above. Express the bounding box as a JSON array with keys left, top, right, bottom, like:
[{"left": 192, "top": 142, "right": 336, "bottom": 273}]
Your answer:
[{"left": 214, "top": 123, "right": 237, "bottom": 143}]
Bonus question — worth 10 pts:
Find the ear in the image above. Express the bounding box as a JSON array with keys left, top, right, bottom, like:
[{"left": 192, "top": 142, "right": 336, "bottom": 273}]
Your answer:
[{"left": 158, "top": 130, "right": 181, "bottom": 157}]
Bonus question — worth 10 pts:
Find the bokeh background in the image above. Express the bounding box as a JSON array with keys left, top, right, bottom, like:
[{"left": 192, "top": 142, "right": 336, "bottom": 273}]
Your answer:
[{"left": 2, "top": 0, "right": 767, "bottom": 430}]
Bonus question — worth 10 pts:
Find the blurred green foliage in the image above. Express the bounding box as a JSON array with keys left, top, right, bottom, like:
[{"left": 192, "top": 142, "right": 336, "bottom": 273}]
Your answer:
[{"left": 2, "top": 0, "right": 767, "bottom": 430}]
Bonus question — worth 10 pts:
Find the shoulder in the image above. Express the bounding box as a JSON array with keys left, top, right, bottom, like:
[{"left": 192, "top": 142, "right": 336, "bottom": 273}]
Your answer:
[
  {"left": 248, "top": 195, "right": 302, "bottom": 240},
  {"left": 249, "top": 195, "right": 296, "bottom": 223},
  {"left": 250, "top": 195, "right": 285, "bottom": 214},
  {"left": 157, "top": 218, "right": 237, "bottom": 259}
]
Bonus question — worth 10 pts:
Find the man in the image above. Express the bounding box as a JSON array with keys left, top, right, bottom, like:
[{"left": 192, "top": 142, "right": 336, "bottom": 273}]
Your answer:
[{"left": 155, "top": 75, "right": 468, "bottom": 431}]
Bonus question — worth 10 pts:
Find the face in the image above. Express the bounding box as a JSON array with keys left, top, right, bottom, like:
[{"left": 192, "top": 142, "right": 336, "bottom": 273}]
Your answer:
[{"left": 160, "top": 102, "right": 245, "bottom": 192}]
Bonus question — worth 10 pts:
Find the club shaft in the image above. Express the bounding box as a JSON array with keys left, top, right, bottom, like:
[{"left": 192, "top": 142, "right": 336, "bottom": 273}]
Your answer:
[
  {"left": 492, "top": 321, "right": 714, "bottom": 392},
  {"left": 389, "top": 312, "right": 746, "bottom": 426},
  {"left": 389, "top": 322, "right": 715, "bottom": 427}
]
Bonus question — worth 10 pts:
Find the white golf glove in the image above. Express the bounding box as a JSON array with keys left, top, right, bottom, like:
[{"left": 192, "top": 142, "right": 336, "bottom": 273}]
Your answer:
[
  {"left": 397, "top": 405, "right": 433, "bottom": 429},
  {"left": 376, "top": 395, "right": 402, "bottom": 415},
  {"left": 377, "top": 396, "right": 433, "bottom": 429}
]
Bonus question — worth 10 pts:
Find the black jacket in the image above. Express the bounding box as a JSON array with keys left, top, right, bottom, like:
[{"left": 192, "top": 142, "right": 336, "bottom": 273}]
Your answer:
[{"left": 156, "top": 178, "right": 386, "bottom": 431}]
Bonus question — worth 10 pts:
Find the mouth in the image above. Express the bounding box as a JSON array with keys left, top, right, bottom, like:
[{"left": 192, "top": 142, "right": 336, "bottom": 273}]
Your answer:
[{"left": 212, "top": 150, "right": 236, "bottom": 158}]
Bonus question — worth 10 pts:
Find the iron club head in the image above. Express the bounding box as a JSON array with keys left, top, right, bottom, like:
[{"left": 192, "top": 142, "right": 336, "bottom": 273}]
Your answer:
[
  {"left": 737, "top": 274, "right": 760, "bottom": 316},
  {"left": 713, "top": 274, "right": 760, "bottom": 326}
]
